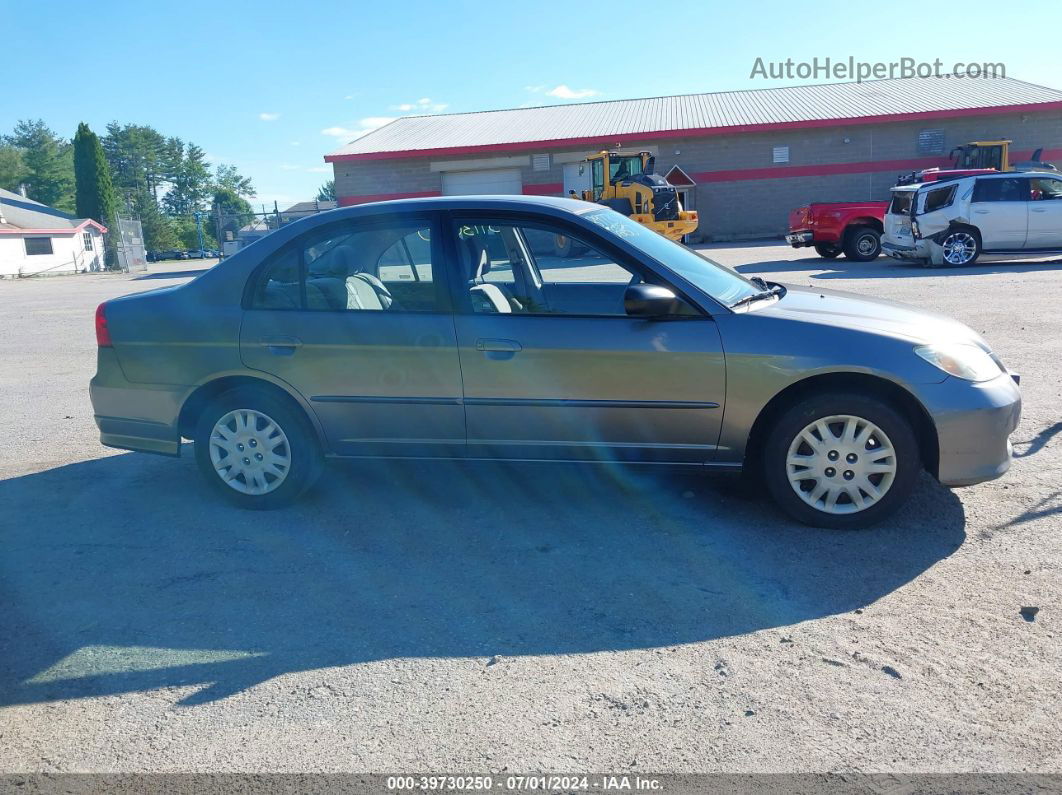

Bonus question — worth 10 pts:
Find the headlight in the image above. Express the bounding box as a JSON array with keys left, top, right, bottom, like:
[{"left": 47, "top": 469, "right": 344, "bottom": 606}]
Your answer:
[{"left": 915, "top": 343, "right": 1002, "bottom": 382}]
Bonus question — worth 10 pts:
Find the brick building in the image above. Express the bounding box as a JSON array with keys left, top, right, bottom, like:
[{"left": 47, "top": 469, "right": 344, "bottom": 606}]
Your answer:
[{"left": 325, "top": 76, "right": 1062, "bottom": 241}]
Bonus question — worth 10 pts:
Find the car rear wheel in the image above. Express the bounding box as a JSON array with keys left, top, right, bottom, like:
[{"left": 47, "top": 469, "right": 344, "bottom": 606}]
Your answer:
[
  {"left": 194, "top": 387, "right": 322, "bottom": 509},
  {"left": 842, "top": 226, "right": 882, "bottom": 261},
  {"left": 814, "top": 243, "right": 842, "bottom": 259},
  {"left": 940, "top": 228, "right": 981, "bottom": 266},
  {"left": 762, "top": 393, "right": 920, "bottom": 529}
]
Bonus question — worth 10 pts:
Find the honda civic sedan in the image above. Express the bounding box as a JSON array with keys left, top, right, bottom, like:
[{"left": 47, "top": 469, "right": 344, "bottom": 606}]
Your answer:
[{"left": 90, "top": 196, "right": 1021, "bottom": 528}]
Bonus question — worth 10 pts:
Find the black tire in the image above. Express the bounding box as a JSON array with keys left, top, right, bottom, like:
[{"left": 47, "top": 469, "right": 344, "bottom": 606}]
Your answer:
[
  {"left": 761, "top": 392, "right": 921, "bottom": 529},
  {"left": 939, "top": 226, "right": 981, "bottom": 267},
  {"left": 194, "top": 386, "right": 323, "bottom": 509},
  {"left": 842, "top": 226, "right": 882, "bottom": 261},
  {"left": 814, "top": 243, "right": 842, "bottom": 259}
]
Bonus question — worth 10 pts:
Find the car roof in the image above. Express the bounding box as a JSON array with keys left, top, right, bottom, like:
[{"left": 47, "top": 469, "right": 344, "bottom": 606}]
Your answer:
[{"left": 335, "top": 194, "right": 596, "bottom": 215}]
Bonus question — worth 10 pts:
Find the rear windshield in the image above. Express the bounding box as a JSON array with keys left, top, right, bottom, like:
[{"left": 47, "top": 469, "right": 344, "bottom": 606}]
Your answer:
[{"left": 889, "top": 191, "right": 914, "bottom": 215}]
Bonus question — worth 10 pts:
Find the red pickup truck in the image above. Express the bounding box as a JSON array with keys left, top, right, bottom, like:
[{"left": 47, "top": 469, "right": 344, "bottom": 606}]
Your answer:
[{"left": 786, "top": 201, "right": 888, "bottom": 261}]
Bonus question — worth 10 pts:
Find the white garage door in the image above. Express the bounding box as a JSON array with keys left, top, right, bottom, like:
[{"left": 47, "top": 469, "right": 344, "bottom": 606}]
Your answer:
[{"left": 441, "top": 168, "right": 522, "bottom": 196}]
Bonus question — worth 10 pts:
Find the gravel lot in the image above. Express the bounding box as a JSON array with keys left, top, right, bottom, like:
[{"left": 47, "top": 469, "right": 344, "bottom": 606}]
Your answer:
[{"left": 0, "top": 244, "right": 1059, "bottom": 773}]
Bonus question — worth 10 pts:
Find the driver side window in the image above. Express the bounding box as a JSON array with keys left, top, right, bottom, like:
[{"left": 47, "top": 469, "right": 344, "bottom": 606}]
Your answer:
[{"left": 453, "top": 219, "right": 649, "bottom": 317}]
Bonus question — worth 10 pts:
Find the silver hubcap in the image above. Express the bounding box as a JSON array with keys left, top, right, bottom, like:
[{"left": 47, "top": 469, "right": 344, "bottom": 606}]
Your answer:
[
  {"left": 786, "top": 415, "right": 897, "bottom": 515},
  {"left": 857, "top": 234, "right": 878, "bottom": 256},
  {"left": 209, "top": 409, "right": 291, "bottom": 495},
  {"left": 942, "top": 232, "right": 977, "bottom": 265}
]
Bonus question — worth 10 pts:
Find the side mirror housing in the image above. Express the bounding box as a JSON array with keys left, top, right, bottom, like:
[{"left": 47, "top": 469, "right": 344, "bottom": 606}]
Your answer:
[{"left": 624, "top": 283, "right": 693, "bottom": 318}]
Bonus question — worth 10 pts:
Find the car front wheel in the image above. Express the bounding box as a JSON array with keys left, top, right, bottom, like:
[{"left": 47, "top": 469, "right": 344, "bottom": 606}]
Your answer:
[
  {"left": 814, "top": 243, "right": 842, "bottom": 259},
  {"left": 194, "top": 387, "right": 322, "bottom": 509},
  {"left": 762, "top": 393, "right": 920, "bottom": 529}
]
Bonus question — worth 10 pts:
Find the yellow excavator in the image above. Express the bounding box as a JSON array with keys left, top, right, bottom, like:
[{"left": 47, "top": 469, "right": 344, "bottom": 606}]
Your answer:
[{"left": 568, "top": 150, "right": 698, "bottom": 242}]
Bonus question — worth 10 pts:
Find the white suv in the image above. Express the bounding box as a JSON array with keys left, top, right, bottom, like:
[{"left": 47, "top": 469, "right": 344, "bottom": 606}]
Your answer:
[{"left": 882, "top": 171, "right": 1062, "bottom": 266}]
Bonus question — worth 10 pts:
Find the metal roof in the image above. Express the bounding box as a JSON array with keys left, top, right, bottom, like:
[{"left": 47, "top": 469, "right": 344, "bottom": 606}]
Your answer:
[
  {"left": 0, "top": 187, "right": 80, "bottom": 231},
  {"left": 326, "top": 76, "right": 1062, "bottom": 161}
]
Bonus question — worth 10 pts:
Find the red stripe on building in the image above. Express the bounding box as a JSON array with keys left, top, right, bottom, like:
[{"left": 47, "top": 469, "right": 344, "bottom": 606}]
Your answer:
[
  {"left": 522, "top": 183, "right": 563, "bottom": 195},
  {"left": 692, "top": 148, "right": 1062, "bottom": 183},
  {"left": 336, "top": 148, "right": 1062, "bottom": 205},
  {"left": 324, "top": 102, "right": 1062, "bottom": 163},
  {"left": 337, "top": 190, "right": 440, "bottom": 206}
]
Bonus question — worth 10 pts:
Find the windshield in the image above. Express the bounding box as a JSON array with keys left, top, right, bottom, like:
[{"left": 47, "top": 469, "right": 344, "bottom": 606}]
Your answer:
[{"left": 581, "top": 208, "right": 761, "bottom": 308}]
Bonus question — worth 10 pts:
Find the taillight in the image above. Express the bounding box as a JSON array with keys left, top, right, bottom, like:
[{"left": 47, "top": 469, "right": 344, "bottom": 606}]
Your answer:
[{"left": 95, "top": 302, "right": 112, "bottom": 347}]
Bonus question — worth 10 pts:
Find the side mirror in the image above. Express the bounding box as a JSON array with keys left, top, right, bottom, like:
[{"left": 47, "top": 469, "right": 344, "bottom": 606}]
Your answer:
[{"left": 624, "top": 283, "right": 690, "bottom": 318}]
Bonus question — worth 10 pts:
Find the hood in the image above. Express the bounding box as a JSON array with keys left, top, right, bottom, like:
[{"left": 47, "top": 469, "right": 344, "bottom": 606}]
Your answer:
[{"left": 755, "top": 284, "right": 989, "bottom": 349}]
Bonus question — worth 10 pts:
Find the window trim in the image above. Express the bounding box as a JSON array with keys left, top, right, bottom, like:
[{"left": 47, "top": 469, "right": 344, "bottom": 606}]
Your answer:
[
  {"left": 242, "top": 211, "right": 453, "bottom": 314},
  {"left": 442, "top": 210, "right": 713, "bottom": 320}
]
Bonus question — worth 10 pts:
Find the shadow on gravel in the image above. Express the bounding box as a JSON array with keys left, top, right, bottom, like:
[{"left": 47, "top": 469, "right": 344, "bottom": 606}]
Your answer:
[
  {"left": 735, "top": 258, "right": 1062, "bottom": 279},
  {"left": 0, "top": 451, "right": 965, "bottom": 707}
]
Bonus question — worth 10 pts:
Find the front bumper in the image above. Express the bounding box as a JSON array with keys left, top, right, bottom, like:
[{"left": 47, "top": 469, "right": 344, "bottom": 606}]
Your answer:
[
  {"left": 785, "top": 230, "right": 814, "bottom": 247},
  {"left": 917, "top": 372, "right": 1022, "bottom": 487}
]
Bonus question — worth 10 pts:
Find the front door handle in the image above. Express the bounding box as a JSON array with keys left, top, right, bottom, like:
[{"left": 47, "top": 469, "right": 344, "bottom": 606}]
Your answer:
[
  {"left": 476, "top": 338, "right": 522, "bottom": 352},
  {"left": 260, "top": 336, "right": 302, "bottom": 355},
  {"left": 973, "top": 209, "right": 990, "bottom": 214},
  {"left": 1031, "top": 207, "right": 1047, "bottom": 213}
]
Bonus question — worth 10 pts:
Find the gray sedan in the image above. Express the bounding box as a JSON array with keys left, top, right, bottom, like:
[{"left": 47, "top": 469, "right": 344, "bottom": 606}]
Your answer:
[{"left": 90, "top": 196, "right": 1021, "bottom": 528}]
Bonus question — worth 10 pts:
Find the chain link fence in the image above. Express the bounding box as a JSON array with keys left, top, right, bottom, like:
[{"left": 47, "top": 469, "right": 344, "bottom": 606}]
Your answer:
[
  {"left": 113, "top": 215, "right": 147, "bottom": 272},
  {"left": 213, "top": 201, "right": 337, "bottom": 258}
]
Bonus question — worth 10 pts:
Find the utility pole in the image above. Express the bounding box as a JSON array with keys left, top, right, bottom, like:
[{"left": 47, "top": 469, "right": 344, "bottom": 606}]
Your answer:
[{"left": 193, "top": 210, "right": 205, "bottom": 253}]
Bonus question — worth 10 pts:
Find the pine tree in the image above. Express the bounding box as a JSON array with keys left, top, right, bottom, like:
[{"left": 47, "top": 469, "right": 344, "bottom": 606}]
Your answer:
[{"left": 73, "top": 123, "right": 118, "bottom": 226}]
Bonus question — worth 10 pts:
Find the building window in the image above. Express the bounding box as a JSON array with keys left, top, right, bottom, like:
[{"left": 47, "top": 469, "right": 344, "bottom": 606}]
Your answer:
[
  {"left": 772, "top": 146, "right": 790, "bottom": 164},
  {"left": 83, "top": 232, "right": 93, "bottom": 251},
  {"left": 25, "top": 237, "right": 53, "bottom": 256},
  {"left": 918, "top": 129, "right": 945, "bottom": 155}
]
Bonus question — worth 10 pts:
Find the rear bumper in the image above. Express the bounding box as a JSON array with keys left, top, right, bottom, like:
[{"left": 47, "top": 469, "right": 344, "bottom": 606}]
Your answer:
[
  {"left": 89, "top": 348, "right": 186, "bottom": 456},
  {"left": 785, "top": 230, "right": 814, "bottom": 247},
  {"left": 882, "top": 239, "right": 928, "bottom": 259},
  {"left": 917, "top": 373, "right": 1022, "bottom": 487}
]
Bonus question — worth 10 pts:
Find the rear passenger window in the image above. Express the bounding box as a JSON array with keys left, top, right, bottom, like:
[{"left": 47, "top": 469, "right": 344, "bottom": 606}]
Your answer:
[
  {"left": 250, "top": 221, "right": 443, "bottom": 312},
  {"left": 923, "top": 184, "right": 957, "bottom": 213}
]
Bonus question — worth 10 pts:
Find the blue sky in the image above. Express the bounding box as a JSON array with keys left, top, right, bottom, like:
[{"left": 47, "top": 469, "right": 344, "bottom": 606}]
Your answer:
[{"left": 3, "top": 0, "right": 1060, "bottom": 208}]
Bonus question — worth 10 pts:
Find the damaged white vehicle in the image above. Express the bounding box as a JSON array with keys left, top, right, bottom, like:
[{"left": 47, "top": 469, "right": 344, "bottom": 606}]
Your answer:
[{"left": 882, "top": 171, "right": 1062, "bottom": 266}]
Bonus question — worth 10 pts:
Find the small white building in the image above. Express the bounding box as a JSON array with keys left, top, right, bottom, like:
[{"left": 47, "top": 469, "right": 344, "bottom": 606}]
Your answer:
[{"left": 0, "top": 187, "right": 107, "bottom": 277}]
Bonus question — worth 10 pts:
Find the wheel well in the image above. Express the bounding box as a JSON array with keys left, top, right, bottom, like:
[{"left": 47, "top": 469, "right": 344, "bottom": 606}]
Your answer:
[
  {"left": 744, "top": 372, "right": 939, "bottom": 477},
  {"left": 177, "top": 376, "right": 317, "bottom": 442},
  {"left": 846, "top": 218, "right": 883, "bottom": 236}
]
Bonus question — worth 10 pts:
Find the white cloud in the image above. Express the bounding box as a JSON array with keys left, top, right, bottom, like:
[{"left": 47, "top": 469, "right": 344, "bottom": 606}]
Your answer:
[
  {"left": 279, "top": 163, "right": 301, "bottom": 171},
  {"left": 307, "top": 166, "right": 332, "bottom": 173},
  {"left": 389, "top": 97, "right": 448, "bottom": 113},
  {"left": 289, "top": 141, "right": 301, "bottom": 147},
  {"left": 544, "top": 84, "right": 600, "bottom": 100},
  {"left": 525, "top": 84, "right": 601, "bottom": 100},
  {"left": 321, "top": 116, "right": 397, "bottom": 141},
  {"left": 259, "top": 112, "right": 281, "bottom": 121}
]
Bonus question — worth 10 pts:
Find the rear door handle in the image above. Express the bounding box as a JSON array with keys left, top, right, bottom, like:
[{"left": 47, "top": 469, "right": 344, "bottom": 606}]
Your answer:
[
  {"left": 973, "top": 209, "right": 990, "bottom": 214},
  {"left": 476, "top": 338, "right": 522, "bottom": 352},
  {"left": 260, "top": 336, "right": 302, "bottom": 355},
  {"left": 1031, "top": 208, "right": 1047, "bottom": 213}
]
